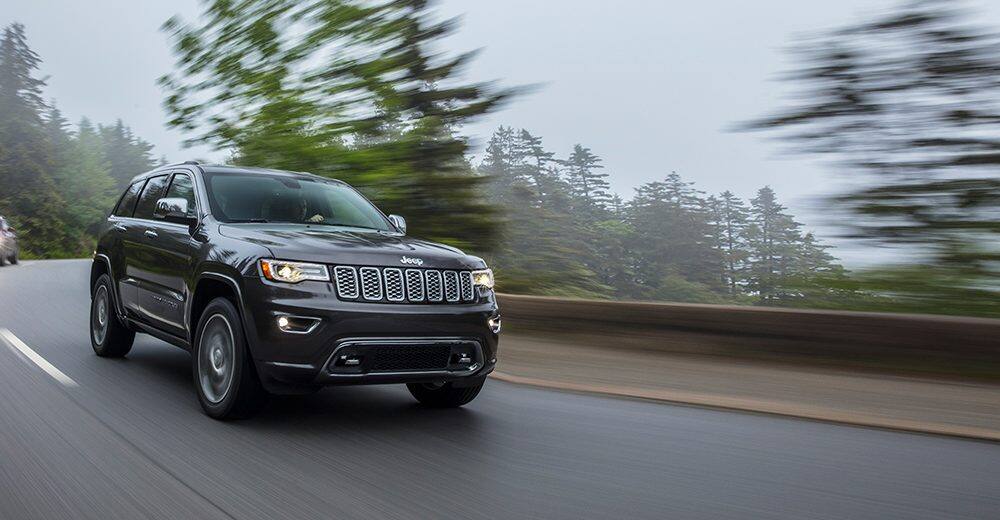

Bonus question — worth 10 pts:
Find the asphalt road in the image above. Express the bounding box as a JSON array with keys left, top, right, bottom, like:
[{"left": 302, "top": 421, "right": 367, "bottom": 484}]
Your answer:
[{"left": 0, "top": 260, "right": 997, "bottom": 520}]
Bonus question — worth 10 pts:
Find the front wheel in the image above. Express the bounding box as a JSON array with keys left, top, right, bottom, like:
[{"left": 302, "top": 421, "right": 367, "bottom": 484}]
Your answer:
[
  {"left": 192, "top": 298, "right": 268, "bottom": 419},
  {"left": 8, "top": 250, "right": 17, "bottom": 265},
  {"left": 407, "top": 380, "right": 485, "bottom": 408},
  {"left": 90, "top": 274, "right": 135, "bottom": 357}
]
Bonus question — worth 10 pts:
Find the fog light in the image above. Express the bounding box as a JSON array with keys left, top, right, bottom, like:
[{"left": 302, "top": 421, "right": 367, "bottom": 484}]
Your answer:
[
  {"left": 488, "top": 314, "right": 501, "bottom": 334},
  {"left": 276, "top": 315, "right": 320, "bottom": 334}
]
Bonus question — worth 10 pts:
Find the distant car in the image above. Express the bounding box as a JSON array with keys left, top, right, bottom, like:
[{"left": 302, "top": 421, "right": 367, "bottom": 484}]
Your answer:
[
  {"left": 0, "top": 216, "right": 18, "bottom": 266},
  {"left": 89, "top": 162, "right": 500, "bottom": 419}
]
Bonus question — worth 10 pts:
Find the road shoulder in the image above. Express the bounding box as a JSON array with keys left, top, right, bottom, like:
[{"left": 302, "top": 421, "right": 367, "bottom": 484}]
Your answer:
[{"left": 492, "top": 334, "right": 1000, "bottom": 442}]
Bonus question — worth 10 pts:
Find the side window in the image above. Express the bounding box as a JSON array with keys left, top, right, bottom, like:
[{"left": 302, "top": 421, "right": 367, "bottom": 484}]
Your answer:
[
  {"left": 132, "top": 175, "right": 170, "bottom": 220},
  {"left": 164, "top": 173, "right": 198, "bottom": 217},
  {"left": 113, "top": 181, "right": 144, "bottom": 218}
]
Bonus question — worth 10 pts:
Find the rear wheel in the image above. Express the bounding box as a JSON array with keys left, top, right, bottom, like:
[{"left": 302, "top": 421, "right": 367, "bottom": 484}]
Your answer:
[
  {"left": 8, "top": 250, "right": 17, "bottom": 265},
  {"left": 90, "top": 274, "right": 135, "bottom": 357},
  {"left": 193, "top": 298, "right": 268, "bottom": 419},
  {"left": 407, "top": 380, "right": 485, "bottom": 408}
]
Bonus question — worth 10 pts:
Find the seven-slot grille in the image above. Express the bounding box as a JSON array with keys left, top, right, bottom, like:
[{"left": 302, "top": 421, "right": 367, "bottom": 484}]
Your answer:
[{"left": 333, "top": 265, "right": 476, "bottom": 303}]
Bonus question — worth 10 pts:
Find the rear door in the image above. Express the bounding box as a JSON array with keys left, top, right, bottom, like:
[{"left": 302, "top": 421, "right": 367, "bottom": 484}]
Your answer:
[
  {"left": 125, "top": 174, "right": 171, "bottom": 322},
  {"left": 108, "top": 180, "right": 145, "bottom": 314},
  {"left": 136, "top": 171, "right": 201, "bottom": 337}
]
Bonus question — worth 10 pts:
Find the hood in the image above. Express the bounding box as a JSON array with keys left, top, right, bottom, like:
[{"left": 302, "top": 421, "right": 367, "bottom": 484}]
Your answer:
[{"left": 219, "top": 223, "right": 484, "bottom": 269}]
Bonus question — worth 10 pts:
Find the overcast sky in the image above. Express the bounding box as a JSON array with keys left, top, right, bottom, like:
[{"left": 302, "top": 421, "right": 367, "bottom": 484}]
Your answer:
[{"left": 6, "top": 0, "right": 1000, "bottom": 265}]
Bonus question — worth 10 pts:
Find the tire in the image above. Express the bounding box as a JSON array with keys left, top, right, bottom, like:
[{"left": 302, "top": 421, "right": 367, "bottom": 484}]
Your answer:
[
  {"left": 9, "top": 250, "right": 17, "bottom": 265},
  {"left": 90, "top": 274, "right": 135, "bottom": 357},
  {"left": 407, "top": 380, "right": 485, "bottom": 408},
  {"left": 192, "top": 298, "right": 268, "bottom": 419}
]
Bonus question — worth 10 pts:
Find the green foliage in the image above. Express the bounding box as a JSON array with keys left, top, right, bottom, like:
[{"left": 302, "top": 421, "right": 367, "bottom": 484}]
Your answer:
[
  {"left": 99, "top": 120, "right": 156, "bottom": 190},
  {"left": 480, "top": 126, "right": 845, "bottom": 305},
  {"left": 481, "top": 127, "right": 610, "bottom": 298},
  {"left": 0, "top": 23, "right": 161, "bottom": 258},
  {"left": 0, "top": 23, "right": 72, "bottom": 258},
  {"left": 746, "top": 0, "right": 1000, "bottom": 317},
  {"left": 160, "top": 0, "right": 516, "bottom": 253},
  {"left": 51, "top": 118, "right": 119, "bottom": 251}
]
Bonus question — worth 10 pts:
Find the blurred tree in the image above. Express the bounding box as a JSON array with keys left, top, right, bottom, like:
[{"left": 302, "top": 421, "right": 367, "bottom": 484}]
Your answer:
[
  {"left": 711, "top": 191, "right": 751, "bottom": 295},
  {"left": 51, "top": 118, "right": 118, "bottom": 251},
  {"left": 745, "top": 187, "right": 804, "bottom": 303},
  {"left": 563, "top": 144, "right": 612, "bottom": 216},
  {"left": 0, "top": 23, "right": 73, "bottom": 257},
  {"left": 480, "top": 127, "right": 608, "bottom": 296},
  {"left": 99, "top": 120, "right": 156, "bottom": 189},
  {"left": 746, "top": 0, "right": 1000, "bottom": 313},
  {"left": 160, "top": 0, "right": 515, "bottom": 253},
  {"left": 627, "top": 172, "right": 722, "bottom": 298}
]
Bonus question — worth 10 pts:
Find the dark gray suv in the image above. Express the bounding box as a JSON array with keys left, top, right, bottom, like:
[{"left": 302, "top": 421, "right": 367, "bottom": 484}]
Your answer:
[
  {"left": 0, "top": 216, "right": 18, "bottom": 266},
  {"left": 90, "top": 162, "right": 500, "bottom": 419}
]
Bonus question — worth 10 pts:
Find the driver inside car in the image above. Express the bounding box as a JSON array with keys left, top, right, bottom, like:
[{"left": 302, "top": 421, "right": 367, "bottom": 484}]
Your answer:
[{"left": 264, "top": 194, "right": 325, "bottom": 223}]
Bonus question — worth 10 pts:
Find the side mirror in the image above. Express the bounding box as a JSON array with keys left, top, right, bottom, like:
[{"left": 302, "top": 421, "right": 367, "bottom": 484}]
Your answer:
[
  {"left": 153, "top": 198, "right": 195, "bottom": 224},
  {"left": 388, "top": 214, "right": 406, "bottom": 234}
]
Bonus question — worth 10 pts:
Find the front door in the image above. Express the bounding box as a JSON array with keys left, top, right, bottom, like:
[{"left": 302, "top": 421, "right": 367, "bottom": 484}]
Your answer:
[{"left": 134, "top": 172, "right": 201, "bottom": 338}]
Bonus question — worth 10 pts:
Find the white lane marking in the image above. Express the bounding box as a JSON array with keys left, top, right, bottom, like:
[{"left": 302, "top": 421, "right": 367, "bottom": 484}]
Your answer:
[{"left": 0, "top": 328, "right": 78, "bottom": 387}]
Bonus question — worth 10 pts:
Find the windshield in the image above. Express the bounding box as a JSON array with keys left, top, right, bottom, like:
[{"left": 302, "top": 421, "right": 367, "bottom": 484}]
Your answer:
[{"left": 204, "top": 172, "right": 395, "bottom": 232}]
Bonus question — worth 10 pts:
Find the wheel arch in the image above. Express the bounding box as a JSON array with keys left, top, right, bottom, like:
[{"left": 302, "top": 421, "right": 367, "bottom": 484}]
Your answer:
[
  {"left": 91, "top": 255, "right": 125, "bottom": 321},
  {"left": 189, "top": 271, "right": 250, "bottom": 346}
]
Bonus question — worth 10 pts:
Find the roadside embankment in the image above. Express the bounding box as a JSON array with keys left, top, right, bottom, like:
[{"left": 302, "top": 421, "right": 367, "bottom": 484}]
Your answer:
[{"left": 493, "top": 294, "right": 1000, "bottom": 440}]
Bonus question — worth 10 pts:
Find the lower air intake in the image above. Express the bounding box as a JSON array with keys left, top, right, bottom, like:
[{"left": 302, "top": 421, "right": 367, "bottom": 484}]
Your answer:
[{"left": 369, "top": 345, "right": 452, "bottom": 372}]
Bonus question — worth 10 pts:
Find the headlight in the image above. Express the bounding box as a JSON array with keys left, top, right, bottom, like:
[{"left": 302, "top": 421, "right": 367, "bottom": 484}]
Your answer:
[
  {"left": 260, "top": 259, "right": 330, "bottom": 283},
  {"left": 471, "top": 268, "right": 494, "bottom": 289}
]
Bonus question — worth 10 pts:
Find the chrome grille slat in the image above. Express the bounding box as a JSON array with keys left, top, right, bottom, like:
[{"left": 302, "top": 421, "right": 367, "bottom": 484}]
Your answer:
[
  {"left": 443, "top": 271, "right": 460, "bottom": 302},
  {"left": 359, "top": 267, "right": 383, "bottom": 300},
  {"left": 384, "top": 268, "right": 404, "bottom": 301},
  {"left": 334, "top": 266, "right": 358, "bottom": 299},
  {"left": 425, "top": 270, "right": 443, "bottom": 302},
  {"left": 460, "top": 271, "right": 474, "bottom": 301},
  {"left": 405, "top": 269, "right": 425, "bottom": 301},
  {"left": 333, "top": 265, "right": 479, "bottom": 304}
]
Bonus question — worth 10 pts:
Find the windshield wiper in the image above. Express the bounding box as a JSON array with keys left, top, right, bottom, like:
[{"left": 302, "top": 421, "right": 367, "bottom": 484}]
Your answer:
[
  {"left": 228, "top": 218, "right": 269, "bottom": 223},
  {"left": 305, "top": 222, "right": 387, "bottom": 232}
]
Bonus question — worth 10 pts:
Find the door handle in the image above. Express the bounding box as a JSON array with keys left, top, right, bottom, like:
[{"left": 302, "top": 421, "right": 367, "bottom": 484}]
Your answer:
[
  {"left": 144, "top": 230, "right": 159, "bottom": 239},
  {"left": 114, "top": 223, "right": 127, "bottom": 233}
]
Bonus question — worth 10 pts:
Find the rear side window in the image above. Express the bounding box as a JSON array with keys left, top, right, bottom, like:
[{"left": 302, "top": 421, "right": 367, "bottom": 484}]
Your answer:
[
  {"left": 164, "top": 174, "right": 198, "bottom": 217},
  {"left": 113, "top": 181, "right": 144, "bottom": 218},
  {"left": 132, "top": 175, "right": 170, "bottom": 220}
]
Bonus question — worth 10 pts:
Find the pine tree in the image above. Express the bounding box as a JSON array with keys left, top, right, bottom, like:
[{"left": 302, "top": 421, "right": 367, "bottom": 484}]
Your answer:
[
  {"left": 99, "top": 119, "right": 155, "bottom": 189},
  {"left": 627, "top": 172, "right": 722, "bottom": 300},
  {"left": 52, "top": 118, "right": 117, "bottom": 251},
  {"left": 0, "top": 23, "right": 72, "bottom": 257},
  {"left": 563, "top": 144, "right": 612, "bottom": 215},
  {"left": 714, "top": 190, "right": 751, "bottom": 294},
  {"left": 477, "top": 126, "right": 607, "bottom": 296},
  {"left": 745, "top": 187, "right": 803, "bottom": 303}
]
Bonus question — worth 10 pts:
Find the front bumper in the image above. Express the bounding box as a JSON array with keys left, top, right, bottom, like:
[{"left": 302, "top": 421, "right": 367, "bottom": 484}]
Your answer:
[{"left": 239, "top": 276, "right": 500, "bottom": 393}]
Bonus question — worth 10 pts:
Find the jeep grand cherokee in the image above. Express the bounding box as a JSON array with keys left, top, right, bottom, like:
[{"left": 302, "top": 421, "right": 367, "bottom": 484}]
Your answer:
[{"left": 90, "top": 162, "right": 499, "bottom": 419}]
